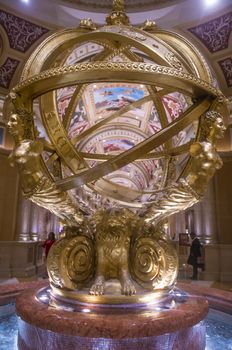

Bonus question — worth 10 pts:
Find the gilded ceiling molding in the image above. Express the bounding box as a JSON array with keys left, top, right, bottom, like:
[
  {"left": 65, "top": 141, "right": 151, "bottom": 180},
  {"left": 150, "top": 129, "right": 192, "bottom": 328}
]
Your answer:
[{"left": 188, "top": 12, "right": 232, "bottom": 53}]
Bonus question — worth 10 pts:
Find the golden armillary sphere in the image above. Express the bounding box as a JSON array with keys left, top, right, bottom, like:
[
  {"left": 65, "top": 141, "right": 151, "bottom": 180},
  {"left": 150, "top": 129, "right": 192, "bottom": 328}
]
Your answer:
[{"left": 4, "top": 0, "right": 229, "bottom": 299}]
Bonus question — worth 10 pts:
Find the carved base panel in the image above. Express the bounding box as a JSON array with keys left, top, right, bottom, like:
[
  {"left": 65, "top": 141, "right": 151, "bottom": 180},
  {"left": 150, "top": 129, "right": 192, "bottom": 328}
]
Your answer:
[
  {"left": 16, "top": 285, "right": 208, "bottom": 350},
  {"left": 46, "top": 219, "right": 178, "bottom": 297}
]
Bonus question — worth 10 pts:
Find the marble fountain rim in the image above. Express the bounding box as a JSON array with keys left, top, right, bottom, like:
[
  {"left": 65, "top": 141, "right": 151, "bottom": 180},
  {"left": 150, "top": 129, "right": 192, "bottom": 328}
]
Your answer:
[{"left": 15, "top": 282, "right": 209, "bottom": 339}]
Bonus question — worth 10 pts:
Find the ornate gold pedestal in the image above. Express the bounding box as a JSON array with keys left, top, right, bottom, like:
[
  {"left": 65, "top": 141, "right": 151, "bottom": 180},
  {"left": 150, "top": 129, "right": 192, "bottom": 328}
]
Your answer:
[{"left": 47, "top": 210, "right": 178, "bottom": 300}]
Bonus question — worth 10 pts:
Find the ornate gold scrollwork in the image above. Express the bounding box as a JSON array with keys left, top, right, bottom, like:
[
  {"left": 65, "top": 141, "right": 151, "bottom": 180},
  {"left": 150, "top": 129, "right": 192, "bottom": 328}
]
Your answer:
[
  {"left": 130, "top": 224, "right": 178, "bottom": 290},
  {"left": 49, "top": 213, "right": 178, "bottom": 295},
  {"left": 47, "top": 237, "right": 70, "bottom": 288},
  {"left": 130, "top": 237, "right": 165, "bottom": 289},
  {"left": 61, "top": 235, "right": 95, "bottom": 289},
  {"left": 47, "top": 225, "right": 95, "bottom": 290}
]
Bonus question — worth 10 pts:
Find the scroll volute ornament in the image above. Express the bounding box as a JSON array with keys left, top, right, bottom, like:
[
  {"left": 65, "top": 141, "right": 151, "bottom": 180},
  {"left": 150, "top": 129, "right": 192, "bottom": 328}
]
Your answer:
[
  {"left": 47, "top": 211, "right": 178, "bottom": 296},
  {"left": 130, "top": 221, "right": 178, "bottom": 291},
  {"left": 47, "top": 224, "right": 95, "bottom": 290}
]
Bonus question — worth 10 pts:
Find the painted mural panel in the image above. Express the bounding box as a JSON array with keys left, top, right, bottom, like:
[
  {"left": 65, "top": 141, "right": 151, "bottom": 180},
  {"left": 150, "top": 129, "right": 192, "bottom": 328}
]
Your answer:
[
  {"left": 102, "top": 138, "right": 135, "bottom": 153},
  {"left": 57, "top": 86, "right": 76, "bottom": 120},
  {"left": 68, "top": 98, "right": 89, "bottom": 138},
  {"left": 93, "top": 86, "right": 144, "bottom": 116}
]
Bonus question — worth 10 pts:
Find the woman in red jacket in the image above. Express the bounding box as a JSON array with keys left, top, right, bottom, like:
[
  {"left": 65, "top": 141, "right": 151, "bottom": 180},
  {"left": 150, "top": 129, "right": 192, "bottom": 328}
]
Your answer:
[{"left": 42, "top": 232, "right": 56, "bottom": 258}]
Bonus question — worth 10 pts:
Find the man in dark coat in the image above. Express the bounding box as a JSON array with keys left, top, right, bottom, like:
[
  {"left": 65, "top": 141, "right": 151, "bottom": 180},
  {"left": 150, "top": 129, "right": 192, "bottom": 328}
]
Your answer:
[{"left": 187, "top": 232, "right": 202, "bottom": 280}]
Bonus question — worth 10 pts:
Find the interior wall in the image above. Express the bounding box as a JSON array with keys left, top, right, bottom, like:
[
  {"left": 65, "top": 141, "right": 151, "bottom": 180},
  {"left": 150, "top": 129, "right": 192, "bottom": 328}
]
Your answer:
[
  {"left": 216, "top": 128, "right": 232, "bottom": 152},
  {"left": 215, "top": 155, "right": 232, "bottom": 244},
  {"left": 15, "top": 194, "right": 60, "bottom": 242},
  {"left": 0, "top": 149, "right": 19, "bottom": 241},
  {"left": 0, "top": 127, "right": 60, "bottom": 242}
]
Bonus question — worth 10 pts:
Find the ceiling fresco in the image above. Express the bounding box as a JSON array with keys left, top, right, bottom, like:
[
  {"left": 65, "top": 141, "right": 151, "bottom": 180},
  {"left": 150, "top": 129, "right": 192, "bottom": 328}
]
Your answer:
[
  {"left": 0, "top": 7, "right": 50, "bottom": 90},
  {"left": 0, "top": 9, "right": 49, "bottom": 53},
  {"left": 218, "top": 57, "right": 232, "bottom": 88},
  {"left": 186, "top": 10, "right": 232, "bottom": 98},
  {"left": 188, "top": 12, "right": 232, "bottom": 53},
  {"left": 0, "top": 57, "right": 19, "bottom": 89}
]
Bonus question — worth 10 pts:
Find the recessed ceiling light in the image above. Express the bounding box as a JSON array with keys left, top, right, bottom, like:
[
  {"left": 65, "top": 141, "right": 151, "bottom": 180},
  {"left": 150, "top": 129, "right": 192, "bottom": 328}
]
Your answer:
[
  {"left": 204, "top": 0, "right": 219, "bottom": 6},
  {"left": 21, "top": 0, "right": 29, "bottom": 3}
]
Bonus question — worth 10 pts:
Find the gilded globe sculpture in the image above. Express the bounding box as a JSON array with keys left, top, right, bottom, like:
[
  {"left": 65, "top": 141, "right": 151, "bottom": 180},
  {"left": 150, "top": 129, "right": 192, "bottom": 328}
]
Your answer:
[{"left": 4, "top": 0, "right": 228, "bottom": 303}]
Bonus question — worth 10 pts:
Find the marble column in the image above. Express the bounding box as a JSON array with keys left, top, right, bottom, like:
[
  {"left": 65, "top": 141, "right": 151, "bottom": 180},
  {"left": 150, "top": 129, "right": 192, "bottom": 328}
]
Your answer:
[
  {"left": 16, "top": 193, "right": 32, "bottom": 241},
  {"left": 193, "top": 179, "right": 218, "bottom": 244},
  {"left": 30, "top": 203, "right": 39, "bottom": 241},
  {"left": 50, "top": 214, "right": 60, "bottom": 238},
  {"left": 38, "top": 208, "right": 47, "bottom": 241},
  {"left": 170, "top": 211, "right": 186, "bottom": 240},
  {"left": 214, "top": 156, "right": 232, "bottom": 244},
  {"left": 46, "top": 211, "right": 52, "bottom": 236}
]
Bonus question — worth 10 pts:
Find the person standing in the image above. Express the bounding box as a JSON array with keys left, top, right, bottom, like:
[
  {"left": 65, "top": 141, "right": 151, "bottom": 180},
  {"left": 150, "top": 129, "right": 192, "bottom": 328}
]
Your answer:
[
  {"left": 187, "top": 232, "right": 202, "bottom": 280},
  {"left": 42, "top": 232, "right": 56, "bottom": 258}
]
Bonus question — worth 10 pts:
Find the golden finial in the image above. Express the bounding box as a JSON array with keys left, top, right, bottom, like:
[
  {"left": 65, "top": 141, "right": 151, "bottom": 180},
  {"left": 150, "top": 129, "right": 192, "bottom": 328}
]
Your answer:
[
  {"left": 79, "top": 18, "right": 97, "bottom": 31},
  {"left": 106, "top": 0, "right": 129, "bottom": 25},
  {"left": 140, "top": 19, "right": 157, "bottom": 31},
  {"left": 112, "top": 0, "right": 125, "bottom": 12}
]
